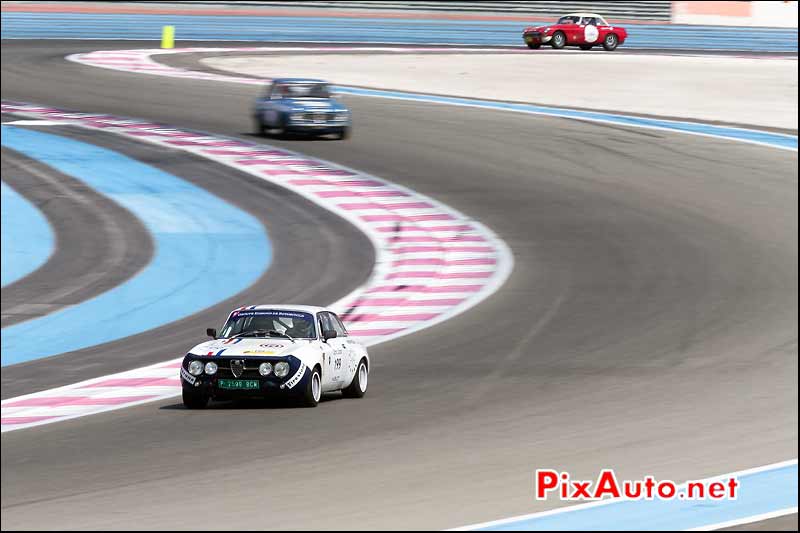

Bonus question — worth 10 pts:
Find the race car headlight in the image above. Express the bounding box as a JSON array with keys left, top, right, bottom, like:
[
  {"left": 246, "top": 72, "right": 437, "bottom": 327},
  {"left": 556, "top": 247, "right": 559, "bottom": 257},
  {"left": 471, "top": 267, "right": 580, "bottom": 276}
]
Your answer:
[
  {"left": 188, "top": 360, "right": 204, "bottom": 376},
  {"left": 259, "top": 362, "right": 273, "bottom": 376},
  {"left": 274, "top": 361, "right": 290, "bottom": 378},
  {"left": 204, "top": 362, "right": 218, "bottom": 375}
]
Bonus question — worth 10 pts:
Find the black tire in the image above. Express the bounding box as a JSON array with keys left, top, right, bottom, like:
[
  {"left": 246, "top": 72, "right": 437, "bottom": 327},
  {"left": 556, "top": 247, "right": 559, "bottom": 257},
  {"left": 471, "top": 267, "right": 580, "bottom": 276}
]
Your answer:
[
  {"left": 602, "top": 33, "right": 618, "bottom": 51},
  {"left": 255, "top": 119, "right": 267, "bottom": 136},
  {"left": 272, "top": 117, "right": 288, "bottom": 139},
  {"left": 301, "top": 366, "right": 322, "bottom": 407},
  {"left": 182, "top": 387, "right": 209, "bottom": 409},
  {"left": 526, "top": 42, "right": 541, "bottom": 49},
  {"left": 579, "top": 44, "right": 593, "bottom": 51},
  {"left": 342, "top": 359, "right": 368, "bottom": 399},
  {"left": 337, "top": 126, "right": 351, "bottom": 140},
  {"left": 550, "top": 31, "right": 566, "bottom": 49}
]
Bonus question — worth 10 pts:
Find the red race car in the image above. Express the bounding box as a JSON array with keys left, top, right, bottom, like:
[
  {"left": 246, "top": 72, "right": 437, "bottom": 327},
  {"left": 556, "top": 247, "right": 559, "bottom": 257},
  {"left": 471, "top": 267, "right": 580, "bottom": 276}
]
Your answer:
[{"left": 523, "top": 13, "right": 627, "bottom": 51}]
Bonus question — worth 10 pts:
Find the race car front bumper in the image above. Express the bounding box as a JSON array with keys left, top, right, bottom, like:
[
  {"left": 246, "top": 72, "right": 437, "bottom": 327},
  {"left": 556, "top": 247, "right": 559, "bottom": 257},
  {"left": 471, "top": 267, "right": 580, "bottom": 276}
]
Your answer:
[
  {"left": 180, "top": 356, "right": 310, "bottom": 399},
  {"left": 523, "top": 32, "right": 552, "bottom": 45},
  {"left": 286, "top": 124, "right": 348, "bottom": 135}
]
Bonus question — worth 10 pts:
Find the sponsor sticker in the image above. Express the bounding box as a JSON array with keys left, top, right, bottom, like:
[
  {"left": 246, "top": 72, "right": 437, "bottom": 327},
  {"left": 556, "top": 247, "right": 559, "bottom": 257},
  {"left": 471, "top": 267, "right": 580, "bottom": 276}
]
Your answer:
[
  {"left": 584, "top": 25, "right": 599, "bottom": 43},
  {"left": 284, "top": 362, "right": 307, "bottom": 389},
  {"left": 203, "top": 343, "right": 226, "bottom": 351},
  {"left": 243, "top": 350, "right": 276, "bottom": 355},
  {"left": 180, "top": 367, "right": 196, "bottom": 385},
  {"left": 232, "top": 310, "right": 311, "bottom": 319}
]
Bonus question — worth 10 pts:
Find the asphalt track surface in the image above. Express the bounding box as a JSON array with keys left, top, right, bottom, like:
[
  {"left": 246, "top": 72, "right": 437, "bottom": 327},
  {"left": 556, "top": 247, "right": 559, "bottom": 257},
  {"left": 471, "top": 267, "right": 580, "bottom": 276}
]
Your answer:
[
  {"left": 1, "top": 40, "right": 797, "bottom": 530},
  {"left": 0, "top": 119, "right": 374, "bottom": 397},
  {"left": 157, "top": 47, "right": 799, "bottom": 135}
]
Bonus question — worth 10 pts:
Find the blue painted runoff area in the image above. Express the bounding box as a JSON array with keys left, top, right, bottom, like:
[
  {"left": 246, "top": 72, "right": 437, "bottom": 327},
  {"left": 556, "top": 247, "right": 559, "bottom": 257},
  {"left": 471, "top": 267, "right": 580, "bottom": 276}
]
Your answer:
[
  {"left": 477, "top": 462, "right": 798, "bottom": 531},
  {"left": 1, "top": 12, "right": 797, "bottom": 52},
  {"left": 1, "top": 181, "right": 55, "bottom": 287},
  {"left": 336, "top": 87, "right": 798, "bottom": 151},
  {"left": 0, "top": 126, "right": 271, "bottom": 366}
]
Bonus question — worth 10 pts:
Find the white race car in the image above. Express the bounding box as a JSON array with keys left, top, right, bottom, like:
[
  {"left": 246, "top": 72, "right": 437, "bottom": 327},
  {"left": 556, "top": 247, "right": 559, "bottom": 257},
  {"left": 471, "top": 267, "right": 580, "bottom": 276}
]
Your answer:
[{"left": 180, "top": 305, "right": 369, "bottom": 408}]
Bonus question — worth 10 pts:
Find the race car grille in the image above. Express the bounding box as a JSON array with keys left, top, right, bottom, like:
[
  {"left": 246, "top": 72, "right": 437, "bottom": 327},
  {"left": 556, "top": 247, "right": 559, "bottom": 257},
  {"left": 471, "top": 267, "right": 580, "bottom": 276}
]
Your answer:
[
  {"left": 303, "top": 112, "right": 336, "bottom": 121},
  {"left": 214, "top": 367, "right": 263, "bottom": 379},
  {"left": 526, "top": 32, "right": 541, "bottom": 38}
]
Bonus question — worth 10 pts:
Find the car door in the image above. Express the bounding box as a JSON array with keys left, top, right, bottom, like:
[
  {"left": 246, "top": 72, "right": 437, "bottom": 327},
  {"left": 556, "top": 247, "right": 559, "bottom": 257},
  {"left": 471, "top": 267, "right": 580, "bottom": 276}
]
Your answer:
[
  {"left": 328, "top": 312, "right": 357, "bottom": 382},
  {"left": 562, "top": 16, "right": 581, "bottom": 44},
  {"left": 260, "top": 84, "right": 282, "bottom": 127},
  {"left": 582, "top": 17, "right": 600, "bottom": 45},
  {"left": 319, "top": 312, "right": 347, "bottom": 390}
]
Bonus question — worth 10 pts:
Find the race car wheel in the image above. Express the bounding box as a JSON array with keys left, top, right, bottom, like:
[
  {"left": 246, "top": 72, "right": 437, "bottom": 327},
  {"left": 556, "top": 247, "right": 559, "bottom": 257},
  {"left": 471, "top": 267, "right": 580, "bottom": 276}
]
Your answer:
[
  {"left": 269, "top": 115, "right": 288, "bottom": 139},
  {"left": 603, "top": 33, "right": 619, "bottom": 51},
  {"left": 301, "top": 366, "right": 322, "bottom": 407},
  {"left": 337, "top": 126, "right": 351, "bottom": 140},
  {"left": 272, "top": 125, "right": 287, "bottom": 139},
  {"left": 526, "top": 43, "right": 541, "bottom": 49},
  {"left": 254, "top": 119, "right": 267, "bottom": 136},
  {"left": 579, "top": 44, "right": 593, "bottom": 50},
  {"left": 342, "top": 358, "right": 368, "bottom": 398},
  {"left": 182, "top": 388, "right": 209, "bottom": 409},
  {"left": 551, "top": 31, "right": 566, "bottom": 49}
]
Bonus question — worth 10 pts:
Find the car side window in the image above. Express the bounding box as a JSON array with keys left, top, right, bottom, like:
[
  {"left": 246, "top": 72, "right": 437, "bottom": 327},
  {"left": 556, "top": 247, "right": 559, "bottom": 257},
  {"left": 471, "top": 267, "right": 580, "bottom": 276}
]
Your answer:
[
  {"left": 329, "top": 313, "right": 348, "bottom": 337},
  {"left": 318, "top": 312, "right": 334, "bottom": 335}
]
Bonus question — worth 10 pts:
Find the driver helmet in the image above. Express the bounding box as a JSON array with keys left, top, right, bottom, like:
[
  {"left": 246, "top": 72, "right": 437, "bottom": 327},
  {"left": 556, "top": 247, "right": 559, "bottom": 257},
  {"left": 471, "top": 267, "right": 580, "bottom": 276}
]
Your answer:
[{"left": 286, "top": 319, "right": 312, "bottom": 338}]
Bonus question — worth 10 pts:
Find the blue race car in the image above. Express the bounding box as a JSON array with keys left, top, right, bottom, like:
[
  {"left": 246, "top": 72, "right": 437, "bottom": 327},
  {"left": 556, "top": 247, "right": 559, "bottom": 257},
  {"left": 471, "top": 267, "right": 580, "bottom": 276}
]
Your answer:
[{"left": 253, "top": 78, "right": 351, "bottom": 140}]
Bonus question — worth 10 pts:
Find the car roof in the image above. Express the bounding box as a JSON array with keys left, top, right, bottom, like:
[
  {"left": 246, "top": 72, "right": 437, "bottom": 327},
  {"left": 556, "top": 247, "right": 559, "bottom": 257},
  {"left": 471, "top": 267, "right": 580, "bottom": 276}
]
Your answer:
[
  {"left": 563, "top": 12, "right": 605, "bottom": 18},
  {"left": 232, "top": 304, "right": 332, "bottom": 315},
  {"left": 272, "top": 78, "right": 329, "bottom": 84}
]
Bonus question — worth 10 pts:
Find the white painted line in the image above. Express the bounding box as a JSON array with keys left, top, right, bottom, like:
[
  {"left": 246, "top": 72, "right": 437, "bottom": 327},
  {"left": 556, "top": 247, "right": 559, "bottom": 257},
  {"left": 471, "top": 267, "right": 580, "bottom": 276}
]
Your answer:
[
  {"left": 2, "top": 120, "right": 73, "bottom": 125},
  {"left": 687, "top": 507, "right": 798, "bottom": 531}
]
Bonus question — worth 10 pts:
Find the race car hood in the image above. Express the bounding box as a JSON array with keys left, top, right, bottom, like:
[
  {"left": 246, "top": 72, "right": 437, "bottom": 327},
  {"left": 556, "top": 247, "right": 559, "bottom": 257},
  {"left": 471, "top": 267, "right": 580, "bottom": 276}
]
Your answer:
[
  {"left": 285, "top": 98, "right": 348, "bottom": 113},
  {"left": 188, "top": 338, "right": 313, "bottom": 358},
  {"left": 524, "top": 25, "right": 548, "bottom": 32}
]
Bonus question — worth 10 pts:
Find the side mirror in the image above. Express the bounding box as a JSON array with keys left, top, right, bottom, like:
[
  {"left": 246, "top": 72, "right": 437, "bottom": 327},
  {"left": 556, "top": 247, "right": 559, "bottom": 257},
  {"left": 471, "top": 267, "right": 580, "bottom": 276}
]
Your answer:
[
  {"left": 206, "top": 328, "right": 217, "bottom": 339},
  {"left": 322, "top": 329, "right": 337, "bottom": 341}
]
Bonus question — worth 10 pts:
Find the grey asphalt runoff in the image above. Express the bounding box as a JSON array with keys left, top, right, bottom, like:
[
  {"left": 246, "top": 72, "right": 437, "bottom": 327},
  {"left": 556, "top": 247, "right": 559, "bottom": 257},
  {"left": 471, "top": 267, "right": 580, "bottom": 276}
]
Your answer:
[
  {"left": 1, "top": 40, "right": 797, "bottom": 530},
  {"left": 0, "top": 144, "right": 153, "bottom": 328},
  {"left": 158, "top": 47, "right": 799, "bottom": 136}
]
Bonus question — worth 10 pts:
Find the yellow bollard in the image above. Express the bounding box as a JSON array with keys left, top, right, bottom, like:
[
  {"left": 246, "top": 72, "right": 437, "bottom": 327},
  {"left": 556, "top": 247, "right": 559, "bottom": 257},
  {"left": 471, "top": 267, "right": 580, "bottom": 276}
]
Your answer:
[{"left": 161, "top": 25, "right": 175, "bottom": 49}]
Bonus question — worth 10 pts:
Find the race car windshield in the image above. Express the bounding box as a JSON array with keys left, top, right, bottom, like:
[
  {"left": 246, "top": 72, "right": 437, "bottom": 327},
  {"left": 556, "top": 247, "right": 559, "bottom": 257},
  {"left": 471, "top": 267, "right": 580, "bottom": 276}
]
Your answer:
[
  {"left": 276, "top": 83, "right": 331, "bottom": 99},
  {"left": 557, "top": 16, "right": 580, "bottom": 24},
  {"left": 219, "top": 310, "right": 317, "bottom": 339}
]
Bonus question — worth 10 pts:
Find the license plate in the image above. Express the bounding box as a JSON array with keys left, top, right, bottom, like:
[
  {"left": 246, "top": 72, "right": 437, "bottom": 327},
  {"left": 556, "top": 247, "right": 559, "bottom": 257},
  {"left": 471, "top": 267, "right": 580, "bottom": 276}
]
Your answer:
[{"left": 217, "top": 379, "right": 260, "bottom": 390}]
